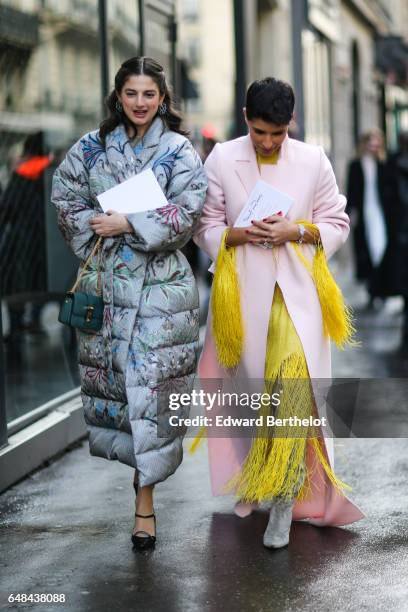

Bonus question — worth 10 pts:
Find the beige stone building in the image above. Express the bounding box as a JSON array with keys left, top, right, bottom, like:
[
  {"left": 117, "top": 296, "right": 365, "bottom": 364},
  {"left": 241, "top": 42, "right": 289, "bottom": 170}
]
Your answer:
[
  {"left": 176, "top": 0, "right": 235, "bottom": 142},
  {"left": 249, "top": 0, "right": 407, "bottom": 185},
  {"left": 2, "top": 0, "right": 406, "bottom": 183},
  {"left": 177, "top": 0, "right": 407, "bottom": 185},
  {"left": 0, "top": 1, "right": 144, "bottom": 134}
]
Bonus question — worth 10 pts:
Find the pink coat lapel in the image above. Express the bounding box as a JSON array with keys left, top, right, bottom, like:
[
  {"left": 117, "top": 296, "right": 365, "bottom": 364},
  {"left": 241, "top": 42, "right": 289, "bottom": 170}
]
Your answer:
[
  {"left": 233, "top": 136, "right": 259, "bottom": 196},
  {"left": 233, "top": 134, "right": 292, "bottom": 198}
]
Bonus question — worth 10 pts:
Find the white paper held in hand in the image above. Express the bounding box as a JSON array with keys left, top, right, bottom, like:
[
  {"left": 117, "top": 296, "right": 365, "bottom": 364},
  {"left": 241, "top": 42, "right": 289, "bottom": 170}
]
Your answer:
[
  {"left": 97, "top": 168, "right": 168, "bottom": 214},
  {"left": 234, "top": 180, "right": 294, "bottom": 227}
]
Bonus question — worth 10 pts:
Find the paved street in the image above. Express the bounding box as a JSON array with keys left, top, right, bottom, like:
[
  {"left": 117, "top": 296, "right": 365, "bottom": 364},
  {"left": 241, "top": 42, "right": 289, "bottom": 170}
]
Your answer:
[{"left": 1, "top": 261, "right": 408, "bottom": 612}]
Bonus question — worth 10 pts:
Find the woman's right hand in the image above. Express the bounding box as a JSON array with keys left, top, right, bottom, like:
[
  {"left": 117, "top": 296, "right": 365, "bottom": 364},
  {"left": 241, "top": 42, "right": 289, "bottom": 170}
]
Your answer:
[{"left": 89, "top": 210, "right": 133, "bottom": 237}]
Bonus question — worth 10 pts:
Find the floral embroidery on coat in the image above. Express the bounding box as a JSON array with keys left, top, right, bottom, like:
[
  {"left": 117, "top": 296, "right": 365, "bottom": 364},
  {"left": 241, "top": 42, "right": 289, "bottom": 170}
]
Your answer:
[{"left": 51, "top": 117, "right": 208, "bottom": 486}]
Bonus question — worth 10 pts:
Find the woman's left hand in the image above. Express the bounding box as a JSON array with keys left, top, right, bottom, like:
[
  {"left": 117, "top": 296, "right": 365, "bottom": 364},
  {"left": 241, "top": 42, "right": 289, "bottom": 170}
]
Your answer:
[
  {"left": 246, "top": 215, "right": 299, "bottom": 246},
  {"left": 89, "top": 210, "right": 133, "bottom": 237}
]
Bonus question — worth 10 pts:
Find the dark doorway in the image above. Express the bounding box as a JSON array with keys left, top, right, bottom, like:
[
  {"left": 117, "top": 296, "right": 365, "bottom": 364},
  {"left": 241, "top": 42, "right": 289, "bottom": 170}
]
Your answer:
[{"left": 351, "top": 40, "right": 361, "bottom": 146}]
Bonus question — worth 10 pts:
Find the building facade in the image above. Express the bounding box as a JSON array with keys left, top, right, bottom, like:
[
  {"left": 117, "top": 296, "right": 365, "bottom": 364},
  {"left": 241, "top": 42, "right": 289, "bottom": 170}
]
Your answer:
[
  {"left": 178, "top": 0, "right": 407, "bottom": 184},
  {"left": 176, "top": 0, "right": 235, "bottom": 142},
  {"left": 255, "top": 0, "right": 407, "bottom": 185}
]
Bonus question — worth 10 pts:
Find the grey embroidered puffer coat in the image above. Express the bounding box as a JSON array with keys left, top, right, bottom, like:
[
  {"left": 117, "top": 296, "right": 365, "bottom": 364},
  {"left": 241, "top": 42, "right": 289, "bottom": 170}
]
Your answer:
[{"left": 51, "top": 117, "right": 207, "bottom": 486}]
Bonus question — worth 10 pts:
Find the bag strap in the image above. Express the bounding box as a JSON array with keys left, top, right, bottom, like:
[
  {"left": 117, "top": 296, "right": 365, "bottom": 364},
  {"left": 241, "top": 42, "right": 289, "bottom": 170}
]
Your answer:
[{"left": 70, "top": 237, "right": 103, "bottom": 294}]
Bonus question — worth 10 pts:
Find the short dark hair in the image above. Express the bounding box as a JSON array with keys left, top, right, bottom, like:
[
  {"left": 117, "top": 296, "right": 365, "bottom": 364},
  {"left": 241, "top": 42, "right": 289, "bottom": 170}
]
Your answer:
[{"left": 246, "top": 77, "right": 295, "bottom": 125}]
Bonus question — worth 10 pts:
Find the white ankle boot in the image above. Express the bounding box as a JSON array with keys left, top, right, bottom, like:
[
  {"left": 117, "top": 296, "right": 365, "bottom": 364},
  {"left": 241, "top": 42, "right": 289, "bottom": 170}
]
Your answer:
[{"left": 263, "top": 499, "right": 294, "bottom": 549}]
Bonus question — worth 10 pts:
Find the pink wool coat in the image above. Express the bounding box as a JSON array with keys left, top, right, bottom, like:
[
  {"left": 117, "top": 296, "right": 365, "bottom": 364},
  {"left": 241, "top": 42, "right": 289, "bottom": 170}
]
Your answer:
[{"left": 193, "top": 134, "right": 364, "bottom": 527}]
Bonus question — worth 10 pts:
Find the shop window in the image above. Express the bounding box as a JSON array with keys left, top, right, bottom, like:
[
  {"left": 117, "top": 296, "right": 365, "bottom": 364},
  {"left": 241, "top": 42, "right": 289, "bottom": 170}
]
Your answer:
[
  {"left": 302, "top": 29, "right": 332, "bottom": 154},
  {"left": 0, "top": 0, "right": 102, "bottom": 424}
]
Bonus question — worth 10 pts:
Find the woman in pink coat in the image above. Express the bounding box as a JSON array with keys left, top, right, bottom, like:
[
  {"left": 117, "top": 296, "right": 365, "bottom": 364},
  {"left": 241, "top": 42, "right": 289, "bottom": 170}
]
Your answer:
[{"left": 193, "top": 78, "right": 364, "bottom": 549}]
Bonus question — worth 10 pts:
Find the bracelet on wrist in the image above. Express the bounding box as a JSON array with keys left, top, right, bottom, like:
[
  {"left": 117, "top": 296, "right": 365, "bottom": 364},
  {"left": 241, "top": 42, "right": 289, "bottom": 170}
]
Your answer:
[{"left": 296, "top": 223, "right": 305, "bottom": 244}]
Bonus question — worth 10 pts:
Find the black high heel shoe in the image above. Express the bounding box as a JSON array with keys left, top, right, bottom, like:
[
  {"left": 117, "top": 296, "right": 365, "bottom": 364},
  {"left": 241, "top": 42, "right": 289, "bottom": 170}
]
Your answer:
[
  {"left": 131, "top": 512, "right": 156, "bottom": 551},
  {"left": 131, "top": 477, "right": 156, "bottom": 550}
]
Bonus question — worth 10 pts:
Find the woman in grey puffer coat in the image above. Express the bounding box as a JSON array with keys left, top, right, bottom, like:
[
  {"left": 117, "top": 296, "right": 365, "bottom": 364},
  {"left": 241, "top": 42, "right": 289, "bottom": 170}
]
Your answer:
[{"left": 51, "top": 57, "right": 207, "bottom": 550}]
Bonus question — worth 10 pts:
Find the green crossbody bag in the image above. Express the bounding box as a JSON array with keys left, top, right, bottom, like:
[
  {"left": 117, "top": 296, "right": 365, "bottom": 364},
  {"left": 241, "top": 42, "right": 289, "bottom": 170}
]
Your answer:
[{"left": 58, "top": 237, "right": 104, "bottom": 333}]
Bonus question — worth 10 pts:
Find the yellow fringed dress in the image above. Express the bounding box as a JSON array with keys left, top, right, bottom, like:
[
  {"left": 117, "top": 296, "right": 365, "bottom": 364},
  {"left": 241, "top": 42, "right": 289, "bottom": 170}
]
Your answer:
[{"left": 225, "top": 282, "right": 350, "bottom": 503}]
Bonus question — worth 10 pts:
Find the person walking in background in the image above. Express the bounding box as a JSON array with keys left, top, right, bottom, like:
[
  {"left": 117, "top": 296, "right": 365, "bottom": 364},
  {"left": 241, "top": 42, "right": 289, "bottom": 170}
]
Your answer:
[
  {"left": 194, "top": 77, "right": 364, "bottom": 550},
  {"left": 346, "top": 129, "right": 397, "bottom": 308},
  {"left": 51, "top": 57, "right": 207, "bottom": 551},
  {"left": 386, "top": 132, "right": 408, "bottom": 348},
  {"left": 0, "top": 132, "right": 52, "bottom": 341}
]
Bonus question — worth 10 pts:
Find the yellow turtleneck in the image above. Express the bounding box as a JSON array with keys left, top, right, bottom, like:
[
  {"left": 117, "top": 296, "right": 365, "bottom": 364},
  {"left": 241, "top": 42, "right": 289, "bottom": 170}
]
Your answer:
[{"left": 256, "top": 149, "right": 280, "bottom": 167}]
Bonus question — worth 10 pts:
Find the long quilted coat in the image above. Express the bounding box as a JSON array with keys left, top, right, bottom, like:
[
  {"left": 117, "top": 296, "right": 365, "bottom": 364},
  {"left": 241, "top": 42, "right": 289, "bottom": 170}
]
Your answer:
[{"left": 51, "top": 117, "right": 207, "bottom": 486}]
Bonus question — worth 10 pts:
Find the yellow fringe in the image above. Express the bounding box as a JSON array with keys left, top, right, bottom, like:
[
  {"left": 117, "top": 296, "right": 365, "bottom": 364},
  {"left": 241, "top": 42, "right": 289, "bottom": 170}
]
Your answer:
[
  {"left": 188, "top": 425, "right": 206, "bottom": 453},
  {"left": 188, "top": 229, "right": 242, "bottom": 453},
  {"left": 223, "top": 351, "right": 309, "bottom": 502},
  {"left": 211, "top": 229, "right": 244, "bottom": 369},
  {"left": 223, "top": 350, "right": 351, "bottom": 502},
  {"left": 291, "top": 220, "right": 357, "bottom": 349},
  {"left": 189, "top": 220, "right": 358, "bottom": 457},
  {"left": 211, "top": 220, "right": 356, "bottom": 370},
  {"left": 307, "top": 437, "right": 352, "bottom": 495}
]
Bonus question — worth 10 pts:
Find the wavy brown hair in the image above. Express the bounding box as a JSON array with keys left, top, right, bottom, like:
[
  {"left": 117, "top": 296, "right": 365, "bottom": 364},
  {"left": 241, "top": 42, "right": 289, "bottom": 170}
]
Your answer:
[{"left": 99, "top": 56, "right": 188, "bottom": 144}]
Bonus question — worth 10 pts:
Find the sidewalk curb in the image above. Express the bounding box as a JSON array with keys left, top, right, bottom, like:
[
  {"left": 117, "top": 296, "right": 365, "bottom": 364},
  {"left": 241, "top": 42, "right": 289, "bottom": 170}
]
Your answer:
[{"left": 0, "top": 393, "right": 86, "bottom": 493}]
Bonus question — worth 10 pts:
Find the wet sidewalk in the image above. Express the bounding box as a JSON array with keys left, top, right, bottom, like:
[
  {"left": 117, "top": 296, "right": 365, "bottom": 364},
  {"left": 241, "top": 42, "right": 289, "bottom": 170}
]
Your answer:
[
  {"left": 1, "top": 267, "right": 408, "bottom": 612},
  {"left": 2, "top": 437, "right": 408, "bottom": 610}
]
